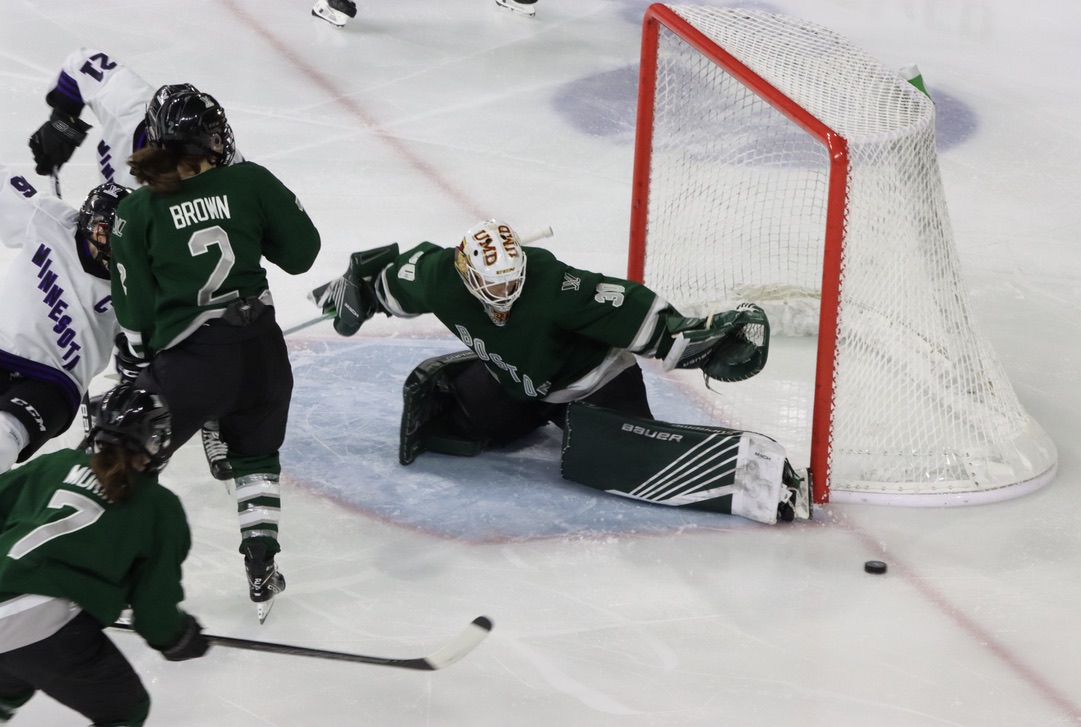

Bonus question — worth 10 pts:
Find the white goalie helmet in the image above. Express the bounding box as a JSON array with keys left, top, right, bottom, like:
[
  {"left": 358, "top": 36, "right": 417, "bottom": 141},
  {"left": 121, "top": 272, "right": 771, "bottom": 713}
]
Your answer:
[{"left": 454, "top": 219, "right": 527, "bottom": 326}]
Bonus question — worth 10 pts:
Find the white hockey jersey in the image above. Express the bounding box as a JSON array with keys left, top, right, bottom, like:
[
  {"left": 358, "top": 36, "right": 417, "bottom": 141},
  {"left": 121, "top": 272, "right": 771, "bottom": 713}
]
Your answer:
[
  {"left": 46, "top": 47, "right": 244, "bottom": 187},
  {"left": 0, "top": 165, "right": 119, "bottom": 410},
  {"left": 46, "top": 48, "right": 156, "bottom": 188}
]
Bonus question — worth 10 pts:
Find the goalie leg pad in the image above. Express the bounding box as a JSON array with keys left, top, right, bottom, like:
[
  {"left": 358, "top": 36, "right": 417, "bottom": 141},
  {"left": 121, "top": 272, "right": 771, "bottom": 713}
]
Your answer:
[
  {"left": 400, "top": 351, "right": 486, "bottom": 465},
  {"left": 560, "top": 402, "right": 796, "bottom": 524}
]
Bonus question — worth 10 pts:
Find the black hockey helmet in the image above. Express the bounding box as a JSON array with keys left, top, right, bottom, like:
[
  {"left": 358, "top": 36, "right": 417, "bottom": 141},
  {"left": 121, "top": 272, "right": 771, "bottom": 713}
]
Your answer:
[
  {"left": 91, "top": 384, "right": 173, "bottom": 474},
  {"left": 77, "top": 182, "right": 131, "bottom": 266},
  {"left": 146, "top": 83, "right": 199, "bottom": 124},
  {"left": 146, "top": 89, "right": 235, "bottom": 167}
]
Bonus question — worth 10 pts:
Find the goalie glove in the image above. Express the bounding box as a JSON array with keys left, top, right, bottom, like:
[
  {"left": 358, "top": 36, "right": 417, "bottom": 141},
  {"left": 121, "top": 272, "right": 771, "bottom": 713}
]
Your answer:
[
  {"left": 661, "top": 303, "right": 770, "bottom": 382},
  {"left": 310, "top": 244, "right": 399, "bottom": 336}
]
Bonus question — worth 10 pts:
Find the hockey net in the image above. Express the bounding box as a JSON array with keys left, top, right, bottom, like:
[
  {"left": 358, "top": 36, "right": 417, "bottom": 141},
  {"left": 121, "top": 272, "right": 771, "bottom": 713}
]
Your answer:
[{"left": 629, "top": 5, "right": 1057, "bottom": 505}]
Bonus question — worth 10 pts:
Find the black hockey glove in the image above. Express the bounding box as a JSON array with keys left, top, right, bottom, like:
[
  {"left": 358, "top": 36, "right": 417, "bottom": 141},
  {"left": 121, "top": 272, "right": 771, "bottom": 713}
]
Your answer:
[
  {"left": 662, "top": 303, "right": 770, "bottom": 382},
  {"left": 161, "top": 614, "right": 210, "bottom": 662},
  {"left": 28, "top": 109, "right": 92, "bottom": 176},
  {"left": 317, "top": 275, "right": 380, "bottom": 337},
  {"left": 114, "top": 333, "right": 150, "bottom": 383}
]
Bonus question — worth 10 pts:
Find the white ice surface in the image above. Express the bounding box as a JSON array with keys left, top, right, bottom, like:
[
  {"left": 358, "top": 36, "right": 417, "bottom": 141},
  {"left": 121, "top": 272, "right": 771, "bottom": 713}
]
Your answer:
[{"left": 1, "top": 1, "right": 1079, "bottom": 725}]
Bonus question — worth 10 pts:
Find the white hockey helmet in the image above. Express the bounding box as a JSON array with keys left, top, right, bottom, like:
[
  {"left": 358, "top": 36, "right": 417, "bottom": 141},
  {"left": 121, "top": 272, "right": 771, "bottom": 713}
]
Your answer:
[{"left": 454, "top": 219, "right": 527, "bottom": 326}]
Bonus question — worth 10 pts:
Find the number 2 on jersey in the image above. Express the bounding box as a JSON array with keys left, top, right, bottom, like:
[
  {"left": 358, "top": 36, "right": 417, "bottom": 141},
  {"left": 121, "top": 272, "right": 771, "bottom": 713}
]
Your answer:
[{"left": 189, "top": 225, "right": 239, "bottom": 307}]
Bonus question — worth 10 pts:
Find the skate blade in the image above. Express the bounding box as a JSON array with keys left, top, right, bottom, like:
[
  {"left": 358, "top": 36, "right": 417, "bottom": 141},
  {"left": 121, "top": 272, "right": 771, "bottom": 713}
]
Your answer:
[
  {"left": 312, "top": 9, "right": 346, "bottom": 27},
  {"left": 257, "top": 598, "right": 275, "bottom": 624},
  {"left": 495, "top": 1, "right": 536, "bottom": 17}
]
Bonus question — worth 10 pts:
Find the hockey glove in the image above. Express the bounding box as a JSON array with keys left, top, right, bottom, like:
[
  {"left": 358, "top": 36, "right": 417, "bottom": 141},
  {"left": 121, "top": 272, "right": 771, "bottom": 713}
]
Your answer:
[
  {"left": 662, "top": 303, "right": 770, "bottom": 382},
  {"left": 114, "top": 333, "right": 150, "bottom": 383},
  {"left": 311, "top": 244, "right": 399, "bottom": 336},
  {"left": 160, "top": 614, "right": 210, "bottom": 662},
  {"left": 28, "top": 109, "right": 92, "bottom": 176}
]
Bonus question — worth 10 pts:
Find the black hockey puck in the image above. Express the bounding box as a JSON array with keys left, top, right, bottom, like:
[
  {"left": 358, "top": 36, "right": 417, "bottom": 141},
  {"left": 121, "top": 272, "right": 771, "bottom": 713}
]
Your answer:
[{"left": 864, "top": 560, "right": 887, "bottom": 574}]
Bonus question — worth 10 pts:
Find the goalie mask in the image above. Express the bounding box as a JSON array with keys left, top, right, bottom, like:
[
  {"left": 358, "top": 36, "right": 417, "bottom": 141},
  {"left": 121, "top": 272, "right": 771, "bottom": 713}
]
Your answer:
[{"left": 454, "top": 220, "right": 527, "bottom": 326}]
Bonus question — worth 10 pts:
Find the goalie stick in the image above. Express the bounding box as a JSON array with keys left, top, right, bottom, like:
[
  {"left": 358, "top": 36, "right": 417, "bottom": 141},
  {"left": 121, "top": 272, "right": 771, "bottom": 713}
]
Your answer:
[
  {"left": 111, "top": 616, "right": 493, "bottom": 670},
  {"left": 520, "top": 225, "right": 554, "bottom": 245},
  {"left": 291, "top": 226, "right": 556, "bottom": 335},
  {"left": 281, "top": 311, "right": 334, "bottom": 336}
]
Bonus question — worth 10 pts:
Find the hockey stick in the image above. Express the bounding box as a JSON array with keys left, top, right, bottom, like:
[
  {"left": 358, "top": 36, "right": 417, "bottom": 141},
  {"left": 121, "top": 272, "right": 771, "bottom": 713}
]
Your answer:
[
  {"left": 111, "top": 616, "right": 492, "bottom": 670},
  {"left": 282, "top": 313, "right": 332, "bottom": 336}
]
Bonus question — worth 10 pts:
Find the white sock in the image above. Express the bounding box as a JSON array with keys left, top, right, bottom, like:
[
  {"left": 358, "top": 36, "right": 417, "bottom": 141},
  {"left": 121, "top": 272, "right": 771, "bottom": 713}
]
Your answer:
[{"left": 0, "top": 413, "right": 29, "bottom": 473}]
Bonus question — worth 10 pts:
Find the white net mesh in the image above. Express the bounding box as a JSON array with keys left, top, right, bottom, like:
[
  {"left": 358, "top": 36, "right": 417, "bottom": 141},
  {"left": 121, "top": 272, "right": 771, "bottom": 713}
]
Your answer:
[{"left": 636, "top": 5, "right": 1056, "bottom": 502}]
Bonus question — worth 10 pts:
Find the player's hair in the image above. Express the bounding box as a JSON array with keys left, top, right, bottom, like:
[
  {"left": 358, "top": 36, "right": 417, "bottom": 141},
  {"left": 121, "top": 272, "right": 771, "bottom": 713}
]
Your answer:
[
  {"left": 130, "top": 88, "right": 233, "bottom": 192},
  {"left": 83, "top": 385, "right": 172, "bottom": 503},
  {"left": 89, "top": 444, "right": 147, "bottom": 504},
  {"left": 127, "top": 146, "right": 204, "bottom": 193}
]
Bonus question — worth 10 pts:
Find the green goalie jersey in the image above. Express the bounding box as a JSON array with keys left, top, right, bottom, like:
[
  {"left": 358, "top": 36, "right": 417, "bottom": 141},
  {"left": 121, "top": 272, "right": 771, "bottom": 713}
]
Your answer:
[
  {"left": 110, "top": 161, "right": 321, "bottom": 357},
  {"left": 380, "top": 244, "right": 674, "bottom": 402},
  {"left": 0, "top": 449, "right": 191, "bottom": 649}
]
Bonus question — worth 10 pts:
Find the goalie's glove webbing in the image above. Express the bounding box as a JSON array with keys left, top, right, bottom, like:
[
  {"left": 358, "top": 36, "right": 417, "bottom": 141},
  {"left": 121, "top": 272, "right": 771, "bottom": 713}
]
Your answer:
[{"left": 661, "top": 303, "right": 770, "bottom": 382}]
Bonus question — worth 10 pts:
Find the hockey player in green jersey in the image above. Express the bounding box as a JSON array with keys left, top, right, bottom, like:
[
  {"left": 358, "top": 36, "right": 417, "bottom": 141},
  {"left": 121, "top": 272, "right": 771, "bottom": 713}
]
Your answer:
[
  {"left": 109, "top": 89, "right": 321, "bottom": 621},
  {"left": 317, "top": 220, "right": 809, "bottom": 524},
  {"left": 27, "top": 46, "right": 252, "bottom": 483},
  {"left": 0, "top": 384, "right": 207, "bottom": 725}
]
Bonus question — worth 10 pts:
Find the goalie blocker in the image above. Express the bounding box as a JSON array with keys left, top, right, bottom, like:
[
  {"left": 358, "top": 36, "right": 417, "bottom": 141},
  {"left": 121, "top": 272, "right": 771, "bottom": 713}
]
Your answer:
[
  {"left": 310, "top": 244, "right": 399, "bottom": 336},
  {"left": 561, "top": 402, "right": 809, "bottom": 524}
]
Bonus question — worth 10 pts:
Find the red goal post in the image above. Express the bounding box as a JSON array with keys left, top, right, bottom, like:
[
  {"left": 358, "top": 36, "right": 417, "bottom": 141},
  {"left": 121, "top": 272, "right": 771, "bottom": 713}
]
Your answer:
[{"left": 627, "top": 4, "right": 1056, "bottom": 505}]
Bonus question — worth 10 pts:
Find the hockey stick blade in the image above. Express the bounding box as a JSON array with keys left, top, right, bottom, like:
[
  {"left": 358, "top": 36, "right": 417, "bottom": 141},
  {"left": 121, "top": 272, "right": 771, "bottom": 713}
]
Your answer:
[
  {"left": 111, "top": 616, "right": 492, "bottom": 671},
  {"left": 417, "top": 615, "right": 493, "bottom": 670}
]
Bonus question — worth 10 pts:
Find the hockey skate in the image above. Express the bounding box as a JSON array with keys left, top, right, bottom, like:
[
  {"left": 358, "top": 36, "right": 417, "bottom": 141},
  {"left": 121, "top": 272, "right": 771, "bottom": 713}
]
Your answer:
[
  {"left": 201, "top": 420, "right": 233, "bottom": 481},
  {"left": 312, "top": 0, "right": 356, "bottom": 28},
  {"left": 245, "top": 543, "right": 286, "bottom": 624},
  {"left": 777, "top": 462, "right": 811, "bottom": 522},
  {"left": 495, "top": 0, "right": 538, "bottom": 17}
]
